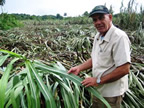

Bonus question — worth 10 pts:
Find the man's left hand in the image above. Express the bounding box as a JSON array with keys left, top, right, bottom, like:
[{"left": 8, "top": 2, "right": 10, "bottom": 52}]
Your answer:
[{"left": 81, "top": 77, "right": 99, "bottom": 87}]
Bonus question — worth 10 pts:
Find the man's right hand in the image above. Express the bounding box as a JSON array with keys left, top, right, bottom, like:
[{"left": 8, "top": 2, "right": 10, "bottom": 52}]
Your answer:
[
  {"left": 68, "top": 66, "right": 81, "bottom": 75},
  {"left": 68, "top": 58, "right": 92, "bottom": 76}
]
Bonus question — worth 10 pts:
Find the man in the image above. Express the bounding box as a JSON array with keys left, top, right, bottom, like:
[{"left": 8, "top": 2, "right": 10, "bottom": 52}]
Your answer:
[{"left": 68, "top": 5, "right": 131, "bottom": 108}]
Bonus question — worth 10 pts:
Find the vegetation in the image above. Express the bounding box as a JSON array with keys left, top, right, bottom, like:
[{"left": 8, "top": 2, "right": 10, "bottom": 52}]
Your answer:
[
  {"left": 113, "top": 0, "right": 144, "bottom": 31},
  {"left": 0, "top": 0, "right": 144, "bottom": 107},
  {"left": 0, "top": 49, "right": 111, "bottom": 108},
  {"left": 0, "top": 18, "right": 144, "bottom": 107},
  {"left": 10, "top": 14, "right": 63, "bottom": 20},
  {"left": 0, "top": 13, "right": 23, "bottom": 30}
]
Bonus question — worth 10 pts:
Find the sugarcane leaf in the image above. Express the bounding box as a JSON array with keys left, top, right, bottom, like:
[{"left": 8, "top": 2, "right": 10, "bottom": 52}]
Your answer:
[
  {"left": 131, "top": 72, "right": 144, "bottom": 94},
  {"left": 61, "top": 87, "right": 72, "bottom": 108},
  {"left": 34, "top": 60, "right": 111, "bottom": 108},
  {"left": 20, "top": 91, "right": 27, "bottom": 108},
  {"left": 73, "top": 82, "right": 80, "bottom": 107},
  {"left": 23, "top": 78, "right": 32, "bottom": 108},
  {"left": 25, "top": 61, "right": 40, "bottom": 108},
  {"left": 12, "top": 75, "right": 20, "bottom": 87},
  {"left": 126, "top": 91, "right": 140, "bottom": 108},
  {"left": 0, "top": 54, "right": 9, "bottom": 66},
  {"left": 10, "top": 89, "right": 17, "bottom": 108},
  {"left": 0, "top": 49, "right": 24, "bottom": 59},
  {"left": 0, "top": 58, "right": 19, "bottom": 108},
  {"left": 52, "top": 73, "right": 77, "bottom": 108},
  {"left": 26, "top": 60, "right": 57, "bottom": 108}
]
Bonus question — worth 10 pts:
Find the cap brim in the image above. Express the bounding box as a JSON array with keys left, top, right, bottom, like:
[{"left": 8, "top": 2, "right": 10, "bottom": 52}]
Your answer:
[{"left": 89, "top": 11, "right": 109, "bottom": 17}]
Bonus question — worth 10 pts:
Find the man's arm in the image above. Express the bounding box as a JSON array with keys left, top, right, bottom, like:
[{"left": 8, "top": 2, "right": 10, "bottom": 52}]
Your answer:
[
  {"left": 68, "top": 58, "right": 92, "bottom": 75},
  {"left": 81, "top": 63, "right": 130, "bottom": 87},
  {"left": 77, "top": 58, "right": 92, "bottom": 71},
  {"left": 100, "top": 63, "right": 130, "bottom": 84}
]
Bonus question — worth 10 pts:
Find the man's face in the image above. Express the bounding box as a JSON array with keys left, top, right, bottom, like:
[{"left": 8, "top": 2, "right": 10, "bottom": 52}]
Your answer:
[{"left": 92, "top": 14, "right": 112, "bottom": 36}]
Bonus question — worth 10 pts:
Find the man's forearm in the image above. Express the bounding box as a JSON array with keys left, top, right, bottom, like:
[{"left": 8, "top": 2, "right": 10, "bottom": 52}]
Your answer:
[
  {"left": 78, "top": 58, "right": 92, "bottom": 71},
  {"left": 100, "top": 63, "right": 130, "bottom": 85}
]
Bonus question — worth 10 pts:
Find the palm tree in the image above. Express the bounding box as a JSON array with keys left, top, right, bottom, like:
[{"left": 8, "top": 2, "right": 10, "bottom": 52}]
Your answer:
[
  {"left": 0, "top": 0, "right": 5, "bottom": 13},
  {"left": 0, "top": 0, "right": 5, "bottom": 6}
]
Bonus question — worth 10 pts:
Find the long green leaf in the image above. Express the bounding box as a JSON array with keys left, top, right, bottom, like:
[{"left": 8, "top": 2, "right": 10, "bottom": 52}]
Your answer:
[
  {"left": 10, "top": 89, "right": 18, "bottom": 108},
  {"left": 26, "top": 60, "right": 57, "bottom": 108},
  {"left": 0, "top": 58, "right": 19, "bottom": 108},
  {"left": 34, "top": 60, "right": 111, "bottom": 108},
  {"left": 23, "top": 78, "right": 32, "bottom": 108},
  {"left": 5, "top": 79, "right": 24, "bottom": 108},
  {"left": 131, "top": 72, "right": 144, "bottom": 94},
  {"left": 0, "top": 49, "right": 25, "bottom": 59},
  {"left": 126, "top": 91, "right": 140, "bottom": 108},
  {"left": 61, "top": 87, "right": 72, "bottom": 108},
  {"left": 52, "top": 73, "right": 77, "bottom": 108},
  {"left": 25, "top": 61, "right": 40, "bottom": 108},
  {"left": 0, "top": 54, "right": 9, "bottom": 66},
  {"left": 73, "top": 82, "right": 80, "bottom": 107}
]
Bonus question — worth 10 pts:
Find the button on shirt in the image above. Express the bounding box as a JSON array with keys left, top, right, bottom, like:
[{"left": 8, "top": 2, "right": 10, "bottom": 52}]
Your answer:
[{"left": 91, "top": 25, "right": 131, "bottom": 97}]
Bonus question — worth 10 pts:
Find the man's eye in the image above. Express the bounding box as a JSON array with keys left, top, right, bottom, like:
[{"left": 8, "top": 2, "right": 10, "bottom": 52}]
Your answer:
[
  {"left": 93, "top": 19, "right": 97, "bottom": 22},
  {"left": 93, "top": 16, "right": 104, "bottom": 22},
  {"left": 99, "top": 16, "right": 104, "bottom": 20}
]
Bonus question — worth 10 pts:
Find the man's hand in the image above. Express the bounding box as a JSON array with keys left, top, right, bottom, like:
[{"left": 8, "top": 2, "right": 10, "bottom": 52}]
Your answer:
[
  {"left": 68, "top": 58, "right": 92, "bottom": 76},
  {"left": 68, "top": 66, "right": 81, "bottom": 75},
  {"left": 81, "top": 77, "right": 99, "bottom": 87}
]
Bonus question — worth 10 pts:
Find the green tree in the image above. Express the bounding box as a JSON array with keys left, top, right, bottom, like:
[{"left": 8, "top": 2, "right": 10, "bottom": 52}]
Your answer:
[
  {"left": 0, "top": 0, "right": 5, "bottom": 6},
  {"left": 0, "top": 0, "right": 5, "bottom": 13},
  {"left": 109, "top": 5, "right": 114, "bottom": 14},
  {"left": 64, "top": 13, "right": 67, "bottom": 17},
  {"left": 83, "top": 11, "right": 89, "bottom": 16},
  {"left": 56, "top": 13, "right": 63, "bottom": 19}
]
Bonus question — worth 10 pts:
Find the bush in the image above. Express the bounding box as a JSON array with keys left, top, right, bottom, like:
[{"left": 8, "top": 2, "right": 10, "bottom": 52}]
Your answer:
[{"left": 0, "top": 13, "right": 23, "bottom": 30}]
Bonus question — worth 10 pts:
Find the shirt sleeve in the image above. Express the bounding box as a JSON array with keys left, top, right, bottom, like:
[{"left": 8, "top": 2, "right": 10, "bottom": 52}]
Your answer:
[{"left": 113, "top": 35, "right": 131, "bottom": 67}]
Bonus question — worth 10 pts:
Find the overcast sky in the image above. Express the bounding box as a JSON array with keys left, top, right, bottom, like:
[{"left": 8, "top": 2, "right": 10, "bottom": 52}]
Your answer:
[{"left": 2, "top": 0, "right": 143, "bottom": 16}]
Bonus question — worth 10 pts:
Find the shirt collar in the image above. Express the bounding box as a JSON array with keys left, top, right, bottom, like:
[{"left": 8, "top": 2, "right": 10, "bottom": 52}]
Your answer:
[{"left": 96, "top": 24, "right": 116, "bottom": 42}]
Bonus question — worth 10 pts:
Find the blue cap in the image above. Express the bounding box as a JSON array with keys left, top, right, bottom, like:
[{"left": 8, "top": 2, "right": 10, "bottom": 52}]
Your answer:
[{"left": 89, "top": 5, "right": 109, "bottom": 17}]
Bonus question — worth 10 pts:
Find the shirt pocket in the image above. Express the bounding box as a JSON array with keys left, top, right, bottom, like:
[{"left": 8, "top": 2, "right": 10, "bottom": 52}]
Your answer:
[{"left": 97, "top": 51, "right": 113, "bottom": 67}]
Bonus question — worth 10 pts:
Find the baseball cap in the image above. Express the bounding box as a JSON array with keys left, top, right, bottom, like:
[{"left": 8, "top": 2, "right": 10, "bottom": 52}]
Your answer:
[{"left": 89, "top": 5, "right": 109, "bottom": 17}]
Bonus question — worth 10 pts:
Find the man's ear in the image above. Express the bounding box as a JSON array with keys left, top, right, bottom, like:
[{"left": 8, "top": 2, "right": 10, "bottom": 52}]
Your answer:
[{"left": 109, "top": 14, "right": 112, "bottom": 21}]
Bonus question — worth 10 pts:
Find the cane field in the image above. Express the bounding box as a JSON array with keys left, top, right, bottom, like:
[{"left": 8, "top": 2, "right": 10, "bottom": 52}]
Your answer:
[{"left": 0, "top": 0, "right": 144, "bottom": 108}]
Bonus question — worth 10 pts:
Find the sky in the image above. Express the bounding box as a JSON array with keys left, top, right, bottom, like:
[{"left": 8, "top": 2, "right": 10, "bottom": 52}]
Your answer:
[{"left": 2, "top": 0, "right": 144, "bottom": 17}]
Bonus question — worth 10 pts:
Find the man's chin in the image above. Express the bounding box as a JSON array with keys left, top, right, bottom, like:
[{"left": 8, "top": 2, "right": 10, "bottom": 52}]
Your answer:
[{"left": 98, "top": 31, "right": 107, "bottom": 36}]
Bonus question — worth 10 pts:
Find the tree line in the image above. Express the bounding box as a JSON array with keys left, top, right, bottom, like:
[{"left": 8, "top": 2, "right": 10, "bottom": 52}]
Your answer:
[{"left": 10, "top": 13, "right": 64, "bottom": 20}]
